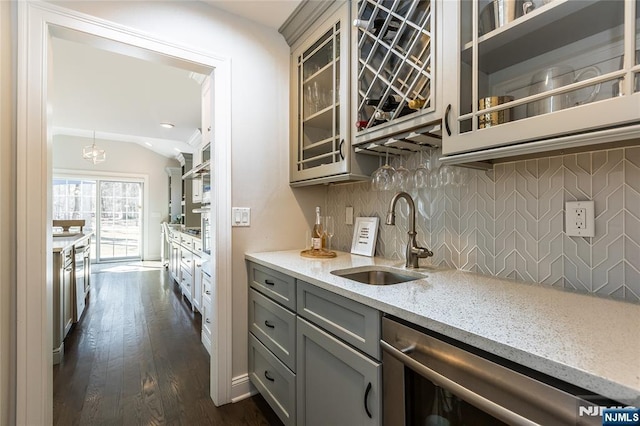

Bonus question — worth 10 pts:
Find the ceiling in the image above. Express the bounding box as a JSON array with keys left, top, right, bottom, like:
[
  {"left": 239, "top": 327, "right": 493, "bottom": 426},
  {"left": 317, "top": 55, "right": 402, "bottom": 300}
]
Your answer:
[{"left": 51, "top": 0, "right": 301, "bottom": 159}]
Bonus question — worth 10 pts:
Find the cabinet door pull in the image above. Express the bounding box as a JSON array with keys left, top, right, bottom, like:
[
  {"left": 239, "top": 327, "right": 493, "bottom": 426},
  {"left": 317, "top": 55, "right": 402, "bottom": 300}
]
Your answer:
[
  {"left": 264, "top": 320, "right": 275, "bottom": 329},
  {"left": 264, "top": 371, "right": 275, "bottom": 382},
  {"left": 205, "top": 290, "right": 211, "bottom": 295},
  {"left": 264, "top": 280, "right": 275, "bottom": 286},
  {"left": 364, "top": 382, "right": 372, "bottom": 418},
  {"left": 444, "top": 104, "right": 452, "bottom": 136},
  {"left": 339, "top": 139, "right": 345, "bottom": 160}
]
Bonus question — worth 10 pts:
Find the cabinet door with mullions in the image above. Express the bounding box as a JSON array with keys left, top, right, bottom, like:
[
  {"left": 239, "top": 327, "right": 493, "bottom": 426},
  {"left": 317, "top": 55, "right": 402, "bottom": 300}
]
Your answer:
[{"left": 291, "top": 5, "right": 350, "bottom": 183}]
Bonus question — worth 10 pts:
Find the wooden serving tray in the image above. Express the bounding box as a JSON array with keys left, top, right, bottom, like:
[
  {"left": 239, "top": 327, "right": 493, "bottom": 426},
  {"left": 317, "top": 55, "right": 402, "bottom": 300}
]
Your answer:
[{"left": 300, "top": 249, "right": 337, "bottom": 259}]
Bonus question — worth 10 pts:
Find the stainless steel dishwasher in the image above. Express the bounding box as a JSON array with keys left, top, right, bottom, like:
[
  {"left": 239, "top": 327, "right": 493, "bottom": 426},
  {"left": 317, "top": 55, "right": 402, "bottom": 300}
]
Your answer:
[{"left": 381, "top": 316, "right": 614, "bottom": 426}]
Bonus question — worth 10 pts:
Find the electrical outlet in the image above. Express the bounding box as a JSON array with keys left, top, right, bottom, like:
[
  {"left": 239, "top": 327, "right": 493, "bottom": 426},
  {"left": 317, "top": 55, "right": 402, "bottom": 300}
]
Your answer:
[
  {"left": 346, "top": 206, "right": 354, "bottom": 225},
  {"left": 565, "top": 201, "right": 594, "bottom": 237}
]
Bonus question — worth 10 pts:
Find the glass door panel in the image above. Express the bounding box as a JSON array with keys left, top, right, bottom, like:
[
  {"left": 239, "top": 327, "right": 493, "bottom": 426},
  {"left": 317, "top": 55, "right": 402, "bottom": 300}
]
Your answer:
[
  {"left": 52, "top": 178, "right": 97, "bottom": 260},
  {"left": 99, "top": 181, "right": 142, "bottom": 261}
]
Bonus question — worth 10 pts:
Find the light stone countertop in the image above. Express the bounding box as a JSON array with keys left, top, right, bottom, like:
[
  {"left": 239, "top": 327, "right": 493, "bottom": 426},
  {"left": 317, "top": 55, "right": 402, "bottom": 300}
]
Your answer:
[
  {"left": 52, "top": 233, "right": 92, "bottom": 253},
  {"left": 245, "top": 249, "right": 640, "bottom": 405}
]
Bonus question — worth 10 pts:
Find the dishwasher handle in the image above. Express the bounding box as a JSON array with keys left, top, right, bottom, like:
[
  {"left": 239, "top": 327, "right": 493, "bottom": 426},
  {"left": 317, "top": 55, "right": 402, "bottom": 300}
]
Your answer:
[{"left": 381, "top": 339, "right": 538, "bottom": 426}]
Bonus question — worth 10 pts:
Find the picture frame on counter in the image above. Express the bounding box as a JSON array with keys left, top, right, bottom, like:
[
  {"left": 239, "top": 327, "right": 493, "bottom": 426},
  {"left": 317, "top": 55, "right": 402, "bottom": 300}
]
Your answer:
[{"left": 351, "top": 217, "right": 379, "bottom": 257}]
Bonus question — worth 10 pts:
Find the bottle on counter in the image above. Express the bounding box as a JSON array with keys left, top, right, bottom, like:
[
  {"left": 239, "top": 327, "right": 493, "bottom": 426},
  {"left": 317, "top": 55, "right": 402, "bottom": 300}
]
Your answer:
[{"left": 311, "top": 206, "right": 325, "bottom": 250}]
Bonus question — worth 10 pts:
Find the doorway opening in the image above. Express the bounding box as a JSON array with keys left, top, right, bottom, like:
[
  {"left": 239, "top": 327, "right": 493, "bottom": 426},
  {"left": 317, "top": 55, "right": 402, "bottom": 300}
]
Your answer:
[{"left": 17, "top": 3, "right": 234, "bottom": 423}]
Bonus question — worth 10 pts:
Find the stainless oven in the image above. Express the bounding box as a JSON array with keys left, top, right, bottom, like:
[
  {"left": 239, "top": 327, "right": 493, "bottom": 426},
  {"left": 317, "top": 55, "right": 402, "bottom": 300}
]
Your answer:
[{"left": 381, "top": 316, "right": 606, "bottom": 426}]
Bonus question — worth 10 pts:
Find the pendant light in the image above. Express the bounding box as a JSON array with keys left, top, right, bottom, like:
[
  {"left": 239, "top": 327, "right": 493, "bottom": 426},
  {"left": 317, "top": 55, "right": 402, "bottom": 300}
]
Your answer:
[{"left": 82, "top": 131, "right": 106, "bottom": 164}]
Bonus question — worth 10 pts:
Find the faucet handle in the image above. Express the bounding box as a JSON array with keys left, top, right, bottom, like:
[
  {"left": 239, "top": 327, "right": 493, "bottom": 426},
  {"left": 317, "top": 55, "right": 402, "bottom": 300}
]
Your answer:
[{"left": 411, "top": 246, "right": 433, "bottom": 258}]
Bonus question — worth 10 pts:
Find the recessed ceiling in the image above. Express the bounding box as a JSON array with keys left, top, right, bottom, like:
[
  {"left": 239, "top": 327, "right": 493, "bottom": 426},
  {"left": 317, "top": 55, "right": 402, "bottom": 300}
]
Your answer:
[{"left": 51, "top": 37, "right": 204, "bottom": 158}]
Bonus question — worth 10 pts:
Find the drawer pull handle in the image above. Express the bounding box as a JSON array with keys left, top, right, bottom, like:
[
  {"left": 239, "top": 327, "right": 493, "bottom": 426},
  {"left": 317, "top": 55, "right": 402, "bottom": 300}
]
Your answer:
[
  {"left": 364, "top": 382, "right": 372, "bottom": 418},
  {"left": 205, "top": 290, "right": 211, "bottom": 295},
  {"left": 264, "top": 320, "right": 275, "bottom": 329},
  {"left": 264, "top": 371, "right": 275, "bottom": 382},
  {"left": 264, "top": 280, "right": 275, "bottom": 286}
]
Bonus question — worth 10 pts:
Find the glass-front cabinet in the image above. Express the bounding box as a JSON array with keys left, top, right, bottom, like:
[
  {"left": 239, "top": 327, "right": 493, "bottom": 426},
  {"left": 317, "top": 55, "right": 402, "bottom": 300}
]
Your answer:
[
  {"left": 290, "top": 4, "right": 350, "bottom": 184},
  {"left": 442, "top": 0, "right": 640, "bottom": 158},
  {"left": 289, "top": 1, "right": 381, "bottom": 186},
  {"left": 352, "top": 0, "right": 443, "bottom": 150}
]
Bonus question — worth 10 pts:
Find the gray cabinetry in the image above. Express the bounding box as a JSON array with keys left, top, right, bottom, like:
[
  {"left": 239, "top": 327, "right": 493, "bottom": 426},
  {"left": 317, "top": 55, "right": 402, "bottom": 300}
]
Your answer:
[
  {"left": 247, "top": 261, "right": 381, "bottom": 426},
  {"left": 249, "top": 334, "right": 297, "bottom": 425},
  {"left": 297, "top": 316, "right": 381, "bottom": 426},
  {"left": 284, "top": 0, "right": 377, "bottom": 186},
  {"left": 249, "top": 262, "right": 296, "bottom": 310},
  {"left": 440, "top": 0, "right": 640, "bottom": 164},
  {"left": 297, "top": 280, "right": 380, "bottom": 359},
  {"left": 352, "top": 0, "right": 444, "bottom": 153},
  {"left": 249, "top": 288, "right": 296, "bottom": 371}
]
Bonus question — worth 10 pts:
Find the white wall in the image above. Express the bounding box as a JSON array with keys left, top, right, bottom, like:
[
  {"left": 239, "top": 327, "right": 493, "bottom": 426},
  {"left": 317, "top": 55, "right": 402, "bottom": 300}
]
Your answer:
[
  {"left": 53, "top": 134, "right": 180, "bottom": 260},
  {"left": 51, "top": 1, "right": 324, "bottom": 381},
  {"left": 0, "top": 2, "right": 16, "bottom": 424}
]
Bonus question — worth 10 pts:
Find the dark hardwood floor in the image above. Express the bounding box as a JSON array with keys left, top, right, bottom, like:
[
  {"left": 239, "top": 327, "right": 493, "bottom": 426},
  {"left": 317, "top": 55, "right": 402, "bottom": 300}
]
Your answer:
[{"left": 53, "top": 266, "right": 282, "bottom": 426}]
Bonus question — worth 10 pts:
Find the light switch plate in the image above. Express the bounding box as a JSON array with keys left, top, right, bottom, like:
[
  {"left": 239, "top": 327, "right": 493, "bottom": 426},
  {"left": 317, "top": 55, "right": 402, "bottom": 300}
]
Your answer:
[
  {"left": 565, "top": 201, "right": 594, "bottom": 237},
  {"left": 232, "top": 207, "right": 250, "bottom": 227}
]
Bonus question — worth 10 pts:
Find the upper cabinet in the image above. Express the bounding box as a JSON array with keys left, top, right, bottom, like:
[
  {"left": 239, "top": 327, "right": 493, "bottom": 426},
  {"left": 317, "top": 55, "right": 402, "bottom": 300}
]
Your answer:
[
  {"left": 285, "top": 0, "right": 378, "bottom": 187},
  {"left": 441, "top": 0, "right": 640, "bottom": 162},
  {"left": 352, "top": 0, "right": 444, "bottom": 151}
]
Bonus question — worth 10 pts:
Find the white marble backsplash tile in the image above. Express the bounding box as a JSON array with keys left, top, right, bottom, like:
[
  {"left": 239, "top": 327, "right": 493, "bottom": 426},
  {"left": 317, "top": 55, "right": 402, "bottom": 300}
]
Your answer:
[{"left": 325, "top": 146, "right": 640, "bottom": 303}]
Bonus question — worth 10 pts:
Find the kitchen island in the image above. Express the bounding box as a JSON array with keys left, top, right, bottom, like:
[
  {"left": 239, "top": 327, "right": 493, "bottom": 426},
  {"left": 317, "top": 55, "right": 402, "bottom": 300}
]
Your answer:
[
  {"left": 246, "top": 250, "right": 640, "bottom": 406},
  {"left": 52, "top": 232, "right": 92, "bottom": 364}
]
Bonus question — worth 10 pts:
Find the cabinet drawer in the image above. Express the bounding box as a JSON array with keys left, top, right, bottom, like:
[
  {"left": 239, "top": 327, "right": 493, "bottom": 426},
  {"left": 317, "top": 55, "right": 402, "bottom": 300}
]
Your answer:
[
  {"left": 249, "top": 333, "right": 295, "bottom": 426},
  {"left": 193, "top": 239, "right": 203, "bottom": 255},
  {"left": 249, "top": 288, "right": 296, "bottom": 371},
  {"left": 202, "top": 274, "right": 212, "bottom": 299},
  {"left": 202, "top": 293, "right": 212, "bottom": 338},
  {"left": 180, "top": 248, "right": 193, "bottom": 270},
  {"left": 248, "top": 262, "right": 296, "bottom": 310},
  {"left": 181, "top": 234, "right": 194, "bottom": 249},
  {"left": 180, "top": 267, "right": 193, "bottom": 298},
  {"left": 297, "top": 280, "right": 380, "bottom": 360}
]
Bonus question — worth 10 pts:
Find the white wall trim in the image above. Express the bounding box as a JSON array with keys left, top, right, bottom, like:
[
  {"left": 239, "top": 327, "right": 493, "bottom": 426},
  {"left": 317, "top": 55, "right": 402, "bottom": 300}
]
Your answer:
[
  {"left": 230, "top": 374, "right": 257, "bottom": 403},
  {"left": 16, "top": 3, "right": 234, "bottom": 424}
]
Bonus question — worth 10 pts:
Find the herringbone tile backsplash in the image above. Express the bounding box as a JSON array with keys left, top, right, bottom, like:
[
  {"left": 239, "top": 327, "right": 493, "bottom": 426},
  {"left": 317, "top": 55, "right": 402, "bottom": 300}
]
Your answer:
[{"left": 325, "top": 146, "right": 640, "bottom": 303}]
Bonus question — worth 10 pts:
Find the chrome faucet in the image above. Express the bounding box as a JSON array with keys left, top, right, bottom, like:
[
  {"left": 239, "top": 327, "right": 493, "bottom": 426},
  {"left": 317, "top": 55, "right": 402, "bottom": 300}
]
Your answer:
[{"left": 385, "top": 192, "right": 433, "bottom": 268}]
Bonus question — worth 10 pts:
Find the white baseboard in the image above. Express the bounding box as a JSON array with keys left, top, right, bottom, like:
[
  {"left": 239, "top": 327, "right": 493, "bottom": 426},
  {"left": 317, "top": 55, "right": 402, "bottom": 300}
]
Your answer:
[
  {"left": 53, "top": 342, "right": 64, "bottom": 365},
  {"left": 230, "top": 374, "right": 258, "bottom": 403}
]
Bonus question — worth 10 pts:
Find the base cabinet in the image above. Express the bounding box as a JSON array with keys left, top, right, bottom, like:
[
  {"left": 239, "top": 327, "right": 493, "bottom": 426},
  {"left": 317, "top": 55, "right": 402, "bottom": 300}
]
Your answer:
[
  {"left": 247, "top": 261, "right": 381, "bottom": 426},
  {"left": 296, "top": 317, "right": 381, "bottom": 426}
]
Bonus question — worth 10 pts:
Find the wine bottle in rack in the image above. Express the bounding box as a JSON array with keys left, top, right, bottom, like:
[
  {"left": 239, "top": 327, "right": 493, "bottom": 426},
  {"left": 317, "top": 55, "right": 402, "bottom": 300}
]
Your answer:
[
  {"left": 353, "top": 18, "right": 400, "bottom": 41},
  {"left": 408, "top": 98, "right": 426, "bottom": 110},
  {"left": 311, "top": 206, "right": 324, "bottom": 250},
  {"left": 366, "top": 95, "right": 400, "bottom": 111}
]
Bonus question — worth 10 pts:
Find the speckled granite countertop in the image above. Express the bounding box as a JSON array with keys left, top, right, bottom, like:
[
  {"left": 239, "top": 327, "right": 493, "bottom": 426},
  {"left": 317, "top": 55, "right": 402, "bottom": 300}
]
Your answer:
[{"left": 245, "top": 250, "right": 640, "bottom": 405}]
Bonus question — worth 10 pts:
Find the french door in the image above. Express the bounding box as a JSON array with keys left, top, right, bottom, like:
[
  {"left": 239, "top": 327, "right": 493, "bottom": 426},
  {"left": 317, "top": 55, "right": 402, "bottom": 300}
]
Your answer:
[{"left": 53, "top": 177, "right": 143, "bottom": 262}]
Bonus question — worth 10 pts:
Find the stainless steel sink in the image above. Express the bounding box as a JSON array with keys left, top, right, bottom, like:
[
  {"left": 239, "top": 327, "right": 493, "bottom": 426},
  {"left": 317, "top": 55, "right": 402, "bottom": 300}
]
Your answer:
[{"left": 330, "top": 266, "right": 425, "bottom": 285}]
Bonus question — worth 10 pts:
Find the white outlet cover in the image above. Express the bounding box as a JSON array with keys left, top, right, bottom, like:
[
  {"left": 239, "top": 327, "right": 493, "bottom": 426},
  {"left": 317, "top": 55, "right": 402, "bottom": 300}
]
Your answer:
[{"left": 565, "top": 201, "right": 595, "bottom": 237}]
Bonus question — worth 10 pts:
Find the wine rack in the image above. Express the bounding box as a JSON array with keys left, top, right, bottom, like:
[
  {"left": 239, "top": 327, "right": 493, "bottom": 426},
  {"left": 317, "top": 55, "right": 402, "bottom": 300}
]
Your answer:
[{"left": 354, "top": 0, "right": 436, "bottom": 141}]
